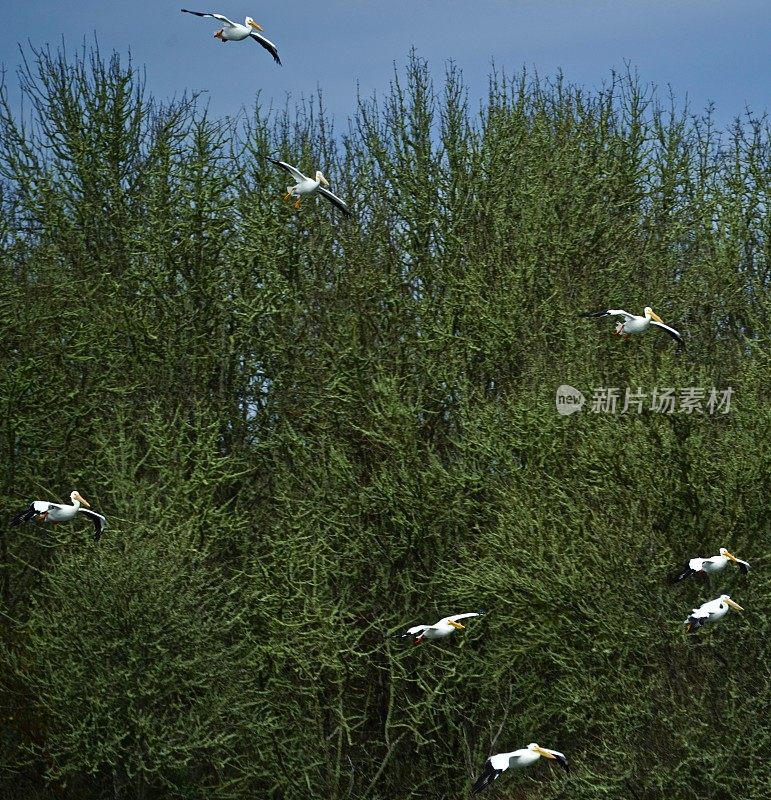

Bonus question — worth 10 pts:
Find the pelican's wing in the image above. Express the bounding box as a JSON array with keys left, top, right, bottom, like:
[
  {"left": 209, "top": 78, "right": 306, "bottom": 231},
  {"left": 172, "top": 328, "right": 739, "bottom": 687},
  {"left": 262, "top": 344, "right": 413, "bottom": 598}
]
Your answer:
[
  {"left": 10, "top": 503, "right": 37, "bottom": 525},
  {"left": 685, "top": 615, "right": 705, "bottom": 634},
  {"left": 268, "top": 159, "right": 308, "bottom": 183},
  {"left": 10, "top": 501, "right": 55, "bottom": 526},
  {"left": 443, "top": 611, "right": 485, "bottom": 624},
  {"left": 472, "top": 758, "right": 502, "bottom": 795},
  {"left": 317, "top": 186, "right": 352, "bottom": 217},
  {"left": 650, "top": 319, "right": 685, "bottom": 346},
  {"left": 541, "top": 747, "right": 570, "bottom": 772},
  {"left": 734, "top": 558, "right": 751, "bottom": 574},
  {"left": 180, "top": 9, "right": 237, "bottom": 26},
  {"left": 78, "top": 508, "right": 107, "bottom": 541},
  {"left": 249, "top": 31, "right": 282, "bottom": 64},
  {"left": 671, "top": 562, "right": 696, "bottom": 583},
  {"left": 672, "top": 557, "right": 704, "bottom": 583},
  {"left": 393, "top": 624, "right": 429, "bottom": 639},
  {"left": 579, "top": 308, "right": 635, "bottom": 321},
  {"left": 685, "top": 608, "right": 709, "bottom": 634}
]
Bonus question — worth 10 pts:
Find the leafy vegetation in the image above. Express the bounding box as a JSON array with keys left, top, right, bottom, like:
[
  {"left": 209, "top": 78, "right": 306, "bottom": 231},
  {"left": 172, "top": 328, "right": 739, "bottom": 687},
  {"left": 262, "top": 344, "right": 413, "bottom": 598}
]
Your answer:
[{"left": 0, "top": 46, "right": 769, "bottom": 800}]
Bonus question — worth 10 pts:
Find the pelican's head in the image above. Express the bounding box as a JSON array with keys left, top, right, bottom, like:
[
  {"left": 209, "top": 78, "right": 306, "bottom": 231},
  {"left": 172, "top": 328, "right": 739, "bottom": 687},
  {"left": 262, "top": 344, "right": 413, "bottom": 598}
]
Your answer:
[
  {"left": 70, "top": 490, "right": 91, "bottom": 508},
  {"left": 644, "top": 306, "right": 664, "bottom": 323},
  {"left": 720, "top": 594, "right": 744, "bottom": 611},
  {"left": 315, "top": 171, "right": 330, "bottom": 187},
  {"left": 448, "top": 620, "right": 465, "bottom": 630},
  {"left": 246, "top": 17, "right": 264, "bottom": 31},
  {"left": 719, "top": 547, "right": 738, "bottom": 562},
  {"left": 528, "top": 743, "right": 556, "bottom": 759}
]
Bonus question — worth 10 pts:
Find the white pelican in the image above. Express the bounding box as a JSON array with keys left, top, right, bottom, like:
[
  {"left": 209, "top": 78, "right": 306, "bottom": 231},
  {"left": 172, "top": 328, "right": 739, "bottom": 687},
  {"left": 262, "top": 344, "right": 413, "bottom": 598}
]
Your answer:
[
  {"left": 181, "top": 10, "right": 281, "bottom": 64},
  {"left": 395, "top": 611, "right": 484, "bottom": 644},
  {"left": 673, "top": 547, "right": 750, "bottom": 583},
  {"left": 685, "top": 594, "right": 743, "bottom": 634},
  {"left": 472, "top": 743, "right": 569, "bottom": 794},
  {"left": 579, "top": 306, "right": 684, "bottom": 346},
  {"left": 268, "top": 159, "right": 352, "bottom": 216},
  {"left": 10, "top": 490, "right": 107, "bottom": 541}
]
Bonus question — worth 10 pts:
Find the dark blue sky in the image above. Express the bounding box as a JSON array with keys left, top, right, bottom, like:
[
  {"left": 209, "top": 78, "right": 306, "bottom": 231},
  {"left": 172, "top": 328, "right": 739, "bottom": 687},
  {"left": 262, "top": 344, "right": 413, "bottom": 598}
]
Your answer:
[{"left": 2, "top": 2, "right": 770, "bottom": 129}]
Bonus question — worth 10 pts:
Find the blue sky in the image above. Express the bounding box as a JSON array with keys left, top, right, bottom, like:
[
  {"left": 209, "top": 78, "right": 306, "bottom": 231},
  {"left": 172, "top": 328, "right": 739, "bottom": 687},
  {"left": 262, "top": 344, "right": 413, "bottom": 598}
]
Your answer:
[{"left": 2, "top": 1, "right": 770, "bottom": 129}]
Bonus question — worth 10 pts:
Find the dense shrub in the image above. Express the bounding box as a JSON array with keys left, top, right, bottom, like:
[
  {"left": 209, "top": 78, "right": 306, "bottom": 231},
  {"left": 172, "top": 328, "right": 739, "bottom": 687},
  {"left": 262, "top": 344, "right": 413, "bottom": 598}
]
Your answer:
[{"left": 0, "top": 47, "right": 768, "bottom": 800}]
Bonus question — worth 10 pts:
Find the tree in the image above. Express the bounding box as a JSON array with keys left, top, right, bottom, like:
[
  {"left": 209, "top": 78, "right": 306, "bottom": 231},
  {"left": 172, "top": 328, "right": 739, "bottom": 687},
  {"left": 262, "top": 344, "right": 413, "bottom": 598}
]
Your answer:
[{"left": 1, "top": 46, "right": 769, "bottom": 800}]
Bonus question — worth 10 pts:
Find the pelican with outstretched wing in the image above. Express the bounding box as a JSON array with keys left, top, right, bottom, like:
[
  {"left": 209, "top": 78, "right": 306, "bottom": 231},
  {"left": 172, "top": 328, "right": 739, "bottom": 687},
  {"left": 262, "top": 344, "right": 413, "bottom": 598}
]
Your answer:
[
  {"left": 181, "top": 9, "right": 281, "bottom": 64},
  {"left": 394, "top": 612, "right": 484, "bottom": 645},
  {"left": 268, "top": 159, "right": 352, "bottom": 216},
  {"left": 580, "top": 306, "right": 684, "bottom": 346},
  {"left": 10, "top": 490, "right": 107, "bottom": 541},
  {"left": 472, "top": 743, "right": 569, "bottom": 794},
  {"left": 672, "top": 547, "right": 750, "bottom": 583}
]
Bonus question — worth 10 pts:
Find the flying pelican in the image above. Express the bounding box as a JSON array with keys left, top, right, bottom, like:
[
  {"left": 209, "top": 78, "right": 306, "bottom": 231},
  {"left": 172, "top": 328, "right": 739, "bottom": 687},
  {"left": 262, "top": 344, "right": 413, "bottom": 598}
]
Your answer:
[
  {"left": 10, "top": 490, "right": 107, "bottom": 541},
  {"left": 181, "top": 10, "right": 281, "bottom": 64},
  {"left": 673, "top": 547, "right": 750, "bottom": 583},
  {"left": 268, "top": 159, "right": 352, "bottom": 216},
  {"left": 685, "top": 594, "right": 743, "bottom": 634},
  {"left": 395, "top": 612, "right": 484, "bottom": 645},
  {"left": 579, "top": 306, "right": 684, "bottom": 346},
  {"left": 472, "top": 743, "right": 569, "bottom": 794}
]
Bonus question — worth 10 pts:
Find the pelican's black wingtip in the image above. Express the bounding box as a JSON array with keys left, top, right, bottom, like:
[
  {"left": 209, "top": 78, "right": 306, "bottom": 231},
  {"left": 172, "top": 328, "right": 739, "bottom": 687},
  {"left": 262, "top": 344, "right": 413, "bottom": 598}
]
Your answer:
[
  {"left": 685, "top": 617, "right": 703, "bottom": 635},
  {"left": 471, "top": 761, "right": 500, "bottom": 795},
  {"left": 670, "top": 565, "right": 694, "bottom": 584}
]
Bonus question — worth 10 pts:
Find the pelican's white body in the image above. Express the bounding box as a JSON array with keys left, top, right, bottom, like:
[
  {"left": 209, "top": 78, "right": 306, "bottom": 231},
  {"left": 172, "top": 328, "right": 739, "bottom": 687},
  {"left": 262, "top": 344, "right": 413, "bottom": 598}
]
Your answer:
[
  {"left": 415, "top": 617, "right": 469, "bottom": 640},
  {"left": 617, "top": 313, "right": 653, "bottom": 335},
  {"left": 491, "top": 746, "right": 544, "bottom": 771},
  {"left": 691, "top": 554, "right": 729, "bottom": 574},
  {"left": 31, "top": 496, "right": 83, "bottom": 523},
  {"left": 612, "top": 307, "right": 672, "bottom": 337},
  {"left": 286, "top": 172, "right": 324, "bottom": 199},
  {"left": 217, "top": 20, "right": 252, "bottom": 40}
]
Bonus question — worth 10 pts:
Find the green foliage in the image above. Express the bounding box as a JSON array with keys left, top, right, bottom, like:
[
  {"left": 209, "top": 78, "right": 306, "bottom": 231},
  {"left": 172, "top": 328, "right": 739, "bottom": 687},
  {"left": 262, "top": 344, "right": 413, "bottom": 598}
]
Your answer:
[{"left": 0, "top": 47, "right": 769, "bottom": 800}]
